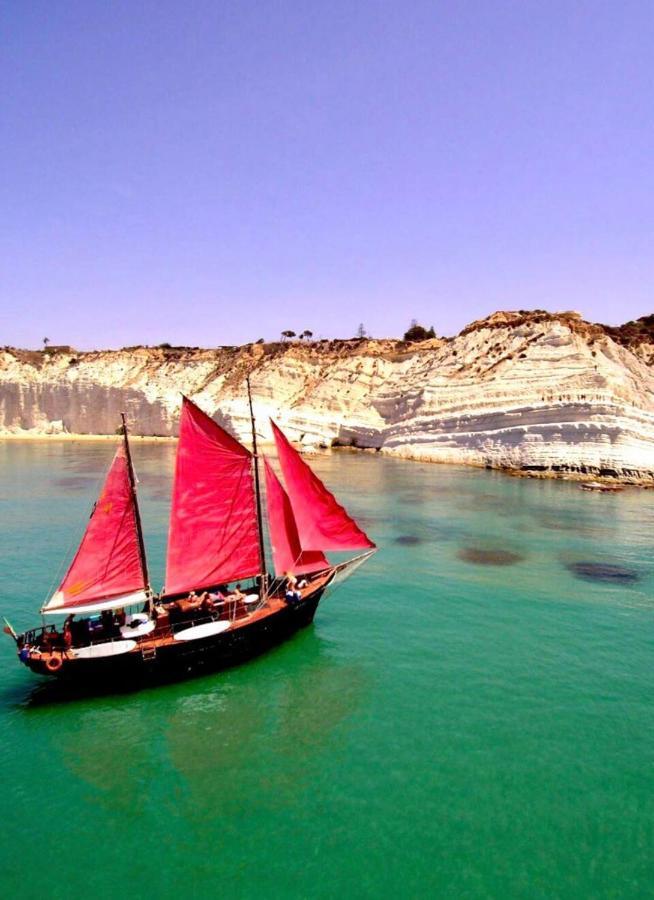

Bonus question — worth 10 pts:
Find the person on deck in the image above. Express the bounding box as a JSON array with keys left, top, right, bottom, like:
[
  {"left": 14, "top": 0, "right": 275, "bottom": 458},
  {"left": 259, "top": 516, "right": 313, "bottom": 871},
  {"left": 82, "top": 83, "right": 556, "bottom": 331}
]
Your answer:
[
  {"left": 285, "top": 573, "right": 302, "bottom": 606},
  {"left": 209, "top": 586, "right": 227, "bottom": 604},
  {"left": 199, "top": 592, "right": 215, "bottom": 614},
  {"left": 101, "top": 609, "right": 119, "bottom": 637},
  {"left": 222, "top": 583, "right": 245, "bottom": 617},
  {"left": 172, "top": 592, "right": 203, "bottom": 616},
  {"left": 63, "top": 614, "right": 75, "bottom": 648},
  {"left": 209, "top": 586, "right": 229, "bottom": 619}
]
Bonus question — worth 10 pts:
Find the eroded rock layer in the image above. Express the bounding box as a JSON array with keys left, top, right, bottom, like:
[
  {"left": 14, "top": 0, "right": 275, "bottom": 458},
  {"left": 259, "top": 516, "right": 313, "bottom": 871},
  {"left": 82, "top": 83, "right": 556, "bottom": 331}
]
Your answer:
[{"left": 2, "top": 311, "right": 654, "bottom": 481}]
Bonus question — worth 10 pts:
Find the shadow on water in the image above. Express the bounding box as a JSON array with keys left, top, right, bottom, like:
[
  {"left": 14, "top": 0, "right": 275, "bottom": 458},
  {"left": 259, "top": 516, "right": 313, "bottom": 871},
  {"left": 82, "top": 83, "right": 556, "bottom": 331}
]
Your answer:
[
  {"left": 457, "top": 546, "right": 526, "bottom": 566},
  {"left": 166, "top": 640, "right": 367, "bottom": 821},
  {"left": 11, "top": 676, "right": 144, "bottom": 709},
  {"left": 10, "top": 625, "right": 365, "bottom": 710},
  {"left": 13, "top": 629, "right": 368, "bottom": 819},
  {"left": 565, "top": 560, "right": 642, "bottom": 584}
]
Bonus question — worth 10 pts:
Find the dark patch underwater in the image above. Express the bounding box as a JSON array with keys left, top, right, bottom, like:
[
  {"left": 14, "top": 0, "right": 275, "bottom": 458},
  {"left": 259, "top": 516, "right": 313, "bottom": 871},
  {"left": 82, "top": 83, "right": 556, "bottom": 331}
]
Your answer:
[
  {"left": 566, "top": 561, "right": 641, "bottom": 584},
  {"left": 394, "top": 535, "right": 422, "bottom": 546},
  {"left": 457, "top": 547, "right": 525, "bottom": 566}
]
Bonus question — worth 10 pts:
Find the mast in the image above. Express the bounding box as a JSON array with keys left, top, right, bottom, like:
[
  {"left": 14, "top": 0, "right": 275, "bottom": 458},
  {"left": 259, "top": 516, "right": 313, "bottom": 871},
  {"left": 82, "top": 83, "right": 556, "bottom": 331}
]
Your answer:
[
  {"left": 121, "top": 412, "right": 151, "bottom": 596},
  {"left": 246, "top": 377, "right": 268, "bottom": 589}
]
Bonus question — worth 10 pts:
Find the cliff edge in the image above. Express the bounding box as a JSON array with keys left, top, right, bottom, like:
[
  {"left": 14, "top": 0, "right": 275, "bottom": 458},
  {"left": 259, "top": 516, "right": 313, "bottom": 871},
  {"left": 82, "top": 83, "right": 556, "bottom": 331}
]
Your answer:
[{"left": 2, "top": 310, "right": 654, "bottom": 482}]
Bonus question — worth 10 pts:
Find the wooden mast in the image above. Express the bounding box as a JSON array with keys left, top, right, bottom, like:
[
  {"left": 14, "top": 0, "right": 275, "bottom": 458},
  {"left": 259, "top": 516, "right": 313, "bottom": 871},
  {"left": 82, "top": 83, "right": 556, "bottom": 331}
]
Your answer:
[
  {"left": 120, "top": 412, "right": 151, "bottom": 599},
  {"left": 246, "top": 377, "right": 268, "bottom": 592}
]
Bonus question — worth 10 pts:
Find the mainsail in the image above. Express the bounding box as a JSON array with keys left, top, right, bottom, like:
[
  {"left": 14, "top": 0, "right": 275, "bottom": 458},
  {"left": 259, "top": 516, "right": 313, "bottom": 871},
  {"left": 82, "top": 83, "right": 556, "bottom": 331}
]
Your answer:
[
  {"left": 165, "top": 397, "right": 261, "bottom": 596},
  {"left": 264, "top": 458, "right": 329, "bottom": 576},
  {"left": 270, "top": 420, "right": 375, "bottom": 552},
  {"left": 43, "top": 446, "right": 147, "bottom": 613}
]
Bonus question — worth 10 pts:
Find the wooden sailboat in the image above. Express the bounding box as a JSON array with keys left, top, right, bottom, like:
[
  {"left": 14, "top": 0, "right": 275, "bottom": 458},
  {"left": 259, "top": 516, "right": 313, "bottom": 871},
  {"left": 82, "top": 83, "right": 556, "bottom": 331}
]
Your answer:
[{"left": 9, "top": 387, "right": 376, "bottom": 686}]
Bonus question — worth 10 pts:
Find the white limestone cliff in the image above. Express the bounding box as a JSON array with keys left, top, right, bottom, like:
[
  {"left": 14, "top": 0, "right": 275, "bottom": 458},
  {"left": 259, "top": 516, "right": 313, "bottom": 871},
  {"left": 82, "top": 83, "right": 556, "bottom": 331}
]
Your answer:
[{"left": 2, "top": 311, "right": 654, "bottom": 481}]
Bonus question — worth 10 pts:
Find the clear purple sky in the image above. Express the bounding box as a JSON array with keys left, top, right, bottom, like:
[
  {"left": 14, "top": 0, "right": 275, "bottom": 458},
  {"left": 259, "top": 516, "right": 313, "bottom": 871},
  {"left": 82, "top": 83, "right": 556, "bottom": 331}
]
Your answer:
[{"left": 2, "top": 1, "right": 653, "bottom": 349}]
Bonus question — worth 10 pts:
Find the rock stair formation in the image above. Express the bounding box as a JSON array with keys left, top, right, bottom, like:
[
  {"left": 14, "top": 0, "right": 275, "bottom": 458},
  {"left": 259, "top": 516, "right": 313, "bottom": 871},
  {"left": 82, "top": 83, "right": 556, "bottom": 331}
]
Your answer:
[{"left": 1, "top": 310, "right": 653, "bottom": 481}]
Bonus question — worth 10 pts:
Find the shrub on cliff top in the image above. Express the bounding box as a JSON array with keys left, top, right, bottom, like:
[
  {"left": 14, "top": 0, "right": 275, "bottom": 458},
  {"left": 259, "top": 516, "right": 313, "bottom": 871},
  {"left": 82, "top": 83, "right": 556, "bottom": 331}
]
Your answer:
[{"left": 403, "top": 320, "right": 436, "bottom": 342}]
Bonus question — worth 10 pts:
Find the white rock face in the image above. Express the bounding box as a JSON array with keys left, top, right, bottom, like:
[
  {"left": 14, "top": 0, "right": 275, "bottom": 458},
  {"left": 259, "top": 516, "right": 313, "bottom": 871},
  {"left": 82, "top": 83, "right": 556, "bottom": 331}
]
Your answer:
[{"left": 2, "top": 312, "right": 654, "bottom": 480}]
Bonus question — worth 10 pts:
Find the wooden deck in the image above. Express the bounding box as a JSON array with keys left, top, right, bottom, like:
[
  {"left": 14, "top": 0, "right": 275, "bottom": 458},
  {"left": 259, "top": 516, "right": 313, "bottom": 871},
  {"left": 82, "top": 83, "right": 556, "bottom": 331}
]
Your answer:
[{"left": 134, "top": 571, "right": 332, "bottom": 652}]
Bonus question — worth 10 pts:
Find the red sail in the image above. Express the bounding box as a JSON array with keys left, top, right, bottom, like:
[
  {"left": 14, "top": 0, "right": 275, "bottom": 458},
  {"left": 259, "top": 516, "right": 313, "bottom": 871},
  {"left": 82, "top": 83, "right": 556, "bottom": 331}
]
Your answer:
[
  {"left": 264, "top": 459, "right": 329, "bottom": 576},
  {"left": 271, "top": 420, "right": 375, "bottom": 552},
  {"left": 165, "top": 397, "right": 261, "bottom": 596},
  {"left": 44, "top": 446, "right": 146, "bottom": 611}
]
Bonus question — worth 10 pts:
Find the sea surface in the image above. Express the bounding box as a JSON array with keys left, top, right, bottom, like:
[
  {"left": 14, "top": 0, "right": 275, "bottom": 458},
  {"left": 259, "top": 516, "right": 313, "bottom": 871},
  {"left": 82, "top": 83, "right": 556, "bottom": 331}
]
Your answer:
[{"left": 1, "top": 441, "right": 653, "bottom": 899}]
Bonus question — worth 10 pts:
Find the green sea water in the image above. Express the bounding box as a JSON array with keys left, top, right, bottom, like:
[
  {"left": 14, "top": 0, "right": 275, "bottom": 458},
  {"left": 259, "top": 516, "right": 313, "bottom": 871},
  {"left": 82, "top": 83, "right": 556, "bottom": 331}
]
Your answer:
[{"left": 1, "top": 441, "right": 654, "bottom": 899}]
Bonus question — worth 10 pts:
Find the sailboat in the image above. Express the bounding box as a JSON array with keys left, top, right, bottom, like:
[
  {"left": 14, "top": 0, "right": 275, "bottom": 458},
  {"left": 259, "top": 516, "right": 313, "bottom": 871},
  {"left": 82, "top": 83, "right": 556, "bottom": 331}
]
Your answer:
[{"left": 8, "top": 385, "right": 376, "bottom": 686}]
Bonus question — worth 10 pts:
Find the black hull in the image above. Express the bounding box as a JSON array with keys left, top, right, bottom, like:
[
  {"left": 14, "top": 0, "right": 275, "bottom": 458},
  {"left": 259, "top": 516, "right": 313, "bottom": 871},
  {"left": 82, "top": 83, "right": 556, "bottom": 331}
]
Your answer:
[{"left": 29, "top": 593, "right": 322, "bottom": 691}]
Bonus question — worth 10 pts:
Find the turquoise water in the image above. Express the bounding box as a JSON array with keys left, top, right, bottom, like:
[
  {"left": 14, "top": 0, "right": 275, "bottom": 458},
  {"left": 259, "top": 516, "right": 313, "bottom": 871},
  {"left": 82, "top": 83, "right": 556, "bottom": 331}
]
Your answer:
[{"left": 1, "top": 442, "right": 654, "bottom": 899}]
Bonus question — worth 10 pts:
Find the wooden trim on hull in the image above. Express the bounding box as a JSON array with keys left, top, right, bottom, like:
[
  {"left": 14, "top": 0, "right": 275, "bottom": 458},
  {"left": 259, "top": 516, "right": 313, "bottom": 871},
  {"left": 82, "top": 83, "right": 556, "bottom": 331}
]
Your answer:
[{"left": 23, "top": 592, "right": 323, "bottom": 688}]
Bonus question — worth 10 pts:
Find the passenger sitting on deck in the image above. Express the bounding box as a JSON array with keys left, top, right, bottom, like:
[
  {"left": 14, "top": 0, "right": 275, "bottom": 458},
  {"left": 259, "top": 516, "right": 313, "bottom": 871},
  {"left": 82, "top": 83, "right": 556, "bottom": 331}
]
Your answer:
[
  {"left": 101, "top": 609, "right": 119, "bottom": 637},
  {"left": 228, "top": 584, "right": 246, "bottom": 603},
  {"left": 285, "top": 573, "right": 302, "bottom": 606},
  {"left": 63, "top": 614, "right": 75, "bottom": 647},
  {"left": 209, "top": 586, "right": 227, "bottom": 605},
  {"left": 199, "top": 592, "right": 215, "bottom": 614},
  {"left": 173, "top": 592, "right": 203, "bottom": 615}
]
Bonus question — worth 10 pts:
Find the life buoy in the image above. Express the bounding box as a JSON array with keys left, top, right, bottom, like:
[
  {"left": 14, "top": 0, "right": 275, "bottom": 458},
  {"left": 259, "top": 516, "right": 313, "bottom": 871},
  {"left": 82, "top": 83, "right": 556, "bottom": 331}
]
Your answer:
[{"left": 46, "top": 654, "right": 63, "bottom": 673}]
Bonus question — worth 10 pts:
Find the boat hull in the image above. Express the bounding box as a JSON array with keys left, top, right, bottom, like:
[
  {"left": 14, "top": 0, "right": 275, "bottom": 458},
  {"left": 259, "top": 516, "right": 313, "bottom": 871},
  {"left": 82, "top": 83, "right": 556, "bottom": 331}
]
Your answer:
[{"left": 22, "top": 592, "right": 322, "bottom": 689}]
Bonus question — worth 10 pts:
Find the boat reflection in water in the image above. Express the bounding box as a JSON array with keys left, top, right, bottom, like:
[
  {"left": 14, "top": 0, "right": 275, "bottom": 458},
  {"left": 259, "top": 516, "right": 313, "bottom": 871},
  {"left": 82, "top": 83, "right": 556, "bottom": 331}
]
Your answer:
[
  {"left": 8, "top": 382, "right": 376, "bottom": 691},
  {"left": 25, "top": 628, "right": 366, "bottom": 825}
]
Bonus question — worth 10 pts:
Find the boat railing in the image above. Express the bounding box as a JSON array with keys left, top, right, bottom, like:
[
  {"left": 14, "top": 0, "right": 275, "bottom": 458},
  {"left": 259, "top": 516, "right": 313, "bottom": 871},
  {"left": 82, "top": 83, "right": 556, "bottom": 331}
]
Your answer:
[
  {"left": 169, "top": 612, "right": 217, "bottom": 636},
  {"left": 27, "top": 593, "right": 268, "bottom": 649},
  {"left": 25, "top": 623, "right": 146, "bottom": 652},
  {"left": 21, "top": 624, "right": 60, "bottom": 648},
  {"left": 168, "top": 594, "right": 266, "bottom": 636}
]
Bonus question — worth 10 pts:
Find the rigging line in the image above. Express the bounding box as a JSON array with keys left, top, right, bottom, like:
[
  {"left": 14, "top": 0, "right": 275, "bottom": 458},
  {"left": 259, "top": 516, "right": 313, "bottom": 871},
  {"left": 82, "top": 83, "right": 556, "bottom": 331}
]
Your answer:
[
  {"left": 268, "top": 549, "right": 306, "bottom": 595},
  {"left": 121, "top": 413, "right": 150, "bottom": 594},
  {"left": 45, "top": 503, "right": 137, "bottom": 612},
  {"left": 320, "top": 550, "right": 377, "bottom": 600},
  {"left": 247, "top": 375, "right": 268, "bottom": 586},
  {"left": 42, "top": 453, "right": 116, "bottom": 607},
  {"left": 51, "top": 460, "right": 141, "bottom": 607}
]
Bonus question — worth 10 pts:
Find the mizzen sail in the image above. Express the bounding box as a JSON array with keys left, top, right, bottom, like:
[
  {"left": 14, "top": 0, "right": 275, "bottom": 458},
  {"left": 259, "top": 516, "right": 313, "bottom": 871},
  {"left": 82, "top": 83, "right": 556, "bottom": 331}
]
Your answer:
[
  {"left": 43, "top": 446, "right": 147, "bottom": 613},
  {"left": 270, "top": 420, "right": 375, "bottom": 552},
  {"left": 264, "top": 458, "right": 329, "bottom": 576},
  {"left": 165, "top": 397, "right": 261, "bottom": 596}
]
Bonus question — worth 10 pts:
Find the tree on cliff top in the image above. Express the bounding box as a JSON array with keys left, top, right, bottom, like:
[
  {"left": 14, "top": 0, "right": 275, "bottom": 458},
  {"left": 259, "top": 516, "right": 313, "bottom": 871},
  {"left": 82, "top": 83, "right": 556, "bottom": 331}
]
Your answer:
[
  {"left": 281, "top": 330, "right": 296, "bottom": 341},
  {"left": 403, "top": 320, "right": 436, "bottom": 342}
]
